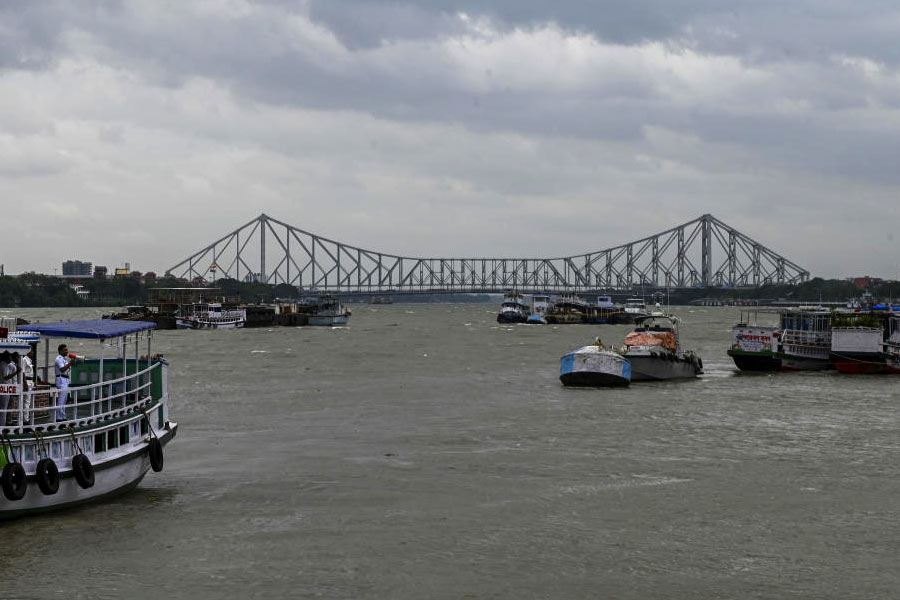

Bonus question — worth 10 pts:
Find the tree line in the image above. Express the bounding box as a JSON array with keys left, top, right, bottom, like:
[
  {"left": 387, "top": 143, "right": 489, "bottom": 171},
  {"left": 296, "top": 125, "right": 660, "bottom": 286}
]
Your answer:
[{"left": 0, "top": 273, "right": 894, "bottom": 308}]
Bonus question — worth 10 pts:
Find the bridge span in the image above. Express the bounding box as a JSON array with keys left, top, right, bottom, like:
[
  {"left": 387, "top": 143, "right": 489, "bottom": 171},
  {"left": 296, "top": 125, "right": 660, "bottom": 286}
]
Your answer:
[{"left": 165, "top": 213, "right": 809, "bottom": 293}]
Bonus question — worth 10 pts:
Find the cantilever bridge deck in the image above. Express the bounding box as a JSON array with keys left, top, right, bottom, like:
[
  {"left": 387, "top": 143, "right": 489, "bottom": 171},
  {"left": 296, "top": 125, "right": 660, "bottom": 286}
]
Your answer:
[{"left": 165, "top": 213, "right": 809, "bottom": 293}]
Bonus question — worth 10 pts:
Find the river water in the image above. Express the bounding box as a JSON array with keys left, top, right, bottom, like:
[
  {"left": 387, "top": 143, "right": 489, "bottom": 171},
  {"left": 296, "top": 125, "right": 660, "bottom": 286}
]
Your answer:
[{"left": 2, "top": 304, "right": 899, "bottom": 599}]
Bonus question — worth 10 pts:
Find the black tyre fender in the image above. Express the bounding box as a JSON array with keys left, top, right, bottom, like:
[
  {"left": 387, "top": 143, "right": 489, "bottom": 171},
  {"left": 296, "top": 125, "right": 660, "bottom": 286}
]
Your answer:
[
  {"left": 36, "top": 457, "right": 60, "bottom": 495},
  {"left": 148, "top": 437, "right": 164, "bottom": 472},
  {"left": 72, "top": 453, "right": 95, "bottom": 489},
  {"left": 1, "top": 462, "right": 27, "bottom": 501}
]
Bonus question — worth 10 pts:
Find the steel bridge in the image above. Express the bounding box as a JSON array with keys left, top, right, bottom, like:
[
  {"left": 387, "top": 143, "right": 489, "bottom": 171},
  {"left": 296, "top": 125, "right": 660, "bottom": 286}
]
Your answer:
[{"left": 165, "top": 213, "right": 809, "bottom": 293}]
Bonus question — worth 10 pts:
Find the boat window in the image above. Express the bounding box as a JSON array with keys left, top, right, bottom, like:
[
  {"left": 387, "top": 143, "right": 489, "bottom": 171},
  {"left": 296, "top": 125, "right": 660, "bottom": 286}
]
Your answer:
[
  {"left": 131, "top": 422, "right": 140, "bottom": 440},
  {"left": 24, "top": 444, "right": 35, "bottom": 463},
  {"left": 94, "top": 432, "right": 107, "bottom": 453},
  {"left": 51, "top": 441, "right": 61, "bottom": 460},
  {"left": 107, "top": 429, "right": 118, "bottom": 450},
  {"left": 119, "top": 425, "right": 130, "bottom": 444},
  {"left": 82, "top": 435, "right": 93, "bottom": 454},
  {"left": 141, "top": 418, "right": 149, "bottom": 436}
]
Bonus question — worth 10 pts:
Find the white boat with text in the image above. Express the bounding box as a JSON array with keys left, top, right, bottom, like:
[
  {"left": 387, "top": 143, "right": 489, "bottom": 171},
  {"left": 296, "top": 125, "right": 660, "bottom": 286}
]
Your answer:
[{"left": 0, "top": 320, "right": 176, "bottom": 519}]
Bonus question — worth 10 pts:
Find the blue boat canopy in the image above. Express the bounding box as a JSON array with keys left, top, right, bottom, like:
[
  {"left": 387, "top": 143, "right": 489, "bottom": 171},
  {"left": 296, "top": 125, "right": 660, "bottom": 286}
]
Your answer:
[{"left": 23, "top": 319, "right": 156, "bottom": 339}]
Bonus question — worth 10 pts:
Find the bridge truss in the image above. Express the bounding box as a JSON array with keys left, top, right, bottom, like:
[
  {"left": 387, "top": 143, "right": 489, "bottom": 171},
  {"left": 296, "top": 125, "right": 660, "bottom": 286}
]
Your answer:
[{"left": 165, "top": 213, "right": 809, "bottom": 292}]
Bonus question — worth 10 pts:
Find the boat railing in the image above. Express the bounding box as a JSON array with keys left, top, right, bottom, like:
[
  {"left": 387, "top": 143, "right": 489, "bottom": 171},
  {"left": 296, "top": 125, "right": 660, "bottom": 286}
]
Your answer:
[
  {"left": 780, "top": 329, "right": 831, "bottom": 347},
  {"left": 1, "top": 361, "right": 163, "bottom": 435}
]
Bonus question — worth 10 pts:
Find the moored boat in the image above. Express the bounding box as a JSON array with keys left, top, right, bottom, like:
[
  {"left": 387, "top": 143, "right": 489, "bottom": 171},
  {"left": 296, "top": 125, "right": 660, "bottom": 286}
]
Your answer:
[
  {"left": 544, "top": 293, "right": 588, "bottom": 324},
  {"left": 777, "top": 307, "right": 832, "bottom": 371},
  {"left": 560, "top": 341, "right": 630, "bottom": 387},
  {"left": 176, "top": 302, "right": 246, "bottom": 329},
  {"left": 496, "top": 291, "right": 530, "bottom": 324},
  {"left": 527, "top": 294, "right": 552, "bottom": 324},
  {"left": 727, "top": 309, "right": 782, "bottom": 371},
  {"left": 0, "top": 319, "right": 176, "bottom": 519},
  {"left": 301, "top": 295, "right": 351, "bottom": 326},
  {"left": 830, "top": 327, "right": 892, "bottom": 374},
  {"left": 586, "top": 295, "right": 630, "bottom": 324},
  {"left": 619, "top": 314, "right": 702, "bottom": 381},
  {"left": 623, "top": 297, "right": 650, "bottom": 321}
]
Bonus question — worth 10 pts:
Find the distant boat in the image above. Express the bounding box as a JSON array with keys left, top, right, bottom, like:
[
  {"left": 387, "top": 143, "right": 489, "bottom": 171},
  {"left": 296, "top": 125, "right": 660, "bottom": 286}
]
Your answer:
[
  {"left": 301, "top": 295, "right": 351, "bottom": 326},
  {"left": 176, "top": 302, "right": 246, "bottom": 329},
  {"left": 544, "top": 293, "right": 588, "bottom": 324},
  {"left": 586, "top": 295, "right": 630, "bottom": 324},
  {"left": 527, "top": 294, "right": 552, "bottom": 324},
  {"left": 622, "top": 297, "right": 650, "bottom": 321},
  {"left": 370, "top": 296, "right": 393, "bottom": 305},
  {"left": 497, "top": 291, "right": 530, "bottom": 324}
]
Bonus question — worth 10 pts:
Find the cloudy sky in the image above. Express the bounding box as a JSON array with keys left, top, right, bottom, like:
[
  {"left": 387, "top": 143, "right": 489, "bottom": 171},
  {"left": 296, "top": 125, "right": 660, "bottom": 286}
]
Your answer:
[{"left": 1, "top": 0, "right": 898, "bottom": 279}]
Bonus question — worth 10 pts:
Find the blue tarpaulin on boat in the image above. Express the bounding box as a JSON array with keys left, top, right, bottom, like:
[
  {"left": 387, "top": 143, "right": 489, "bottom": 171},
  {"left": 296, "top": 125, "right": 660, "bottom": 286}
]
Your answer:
[{"left": 22, "top": 319, "right": 155, "bottom": 339}]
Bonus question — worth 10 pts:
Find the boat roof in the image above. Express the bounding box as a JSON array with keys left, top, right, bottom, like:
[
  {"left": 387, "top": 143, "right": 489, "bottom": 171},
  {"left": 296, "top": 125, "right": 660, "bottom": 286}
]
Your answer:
[
  {"left": 0, "top": 339, "right": 32, "bottom": 352},
  {"left": 22, "top": 319, "right": 156, "bottom": 339}
]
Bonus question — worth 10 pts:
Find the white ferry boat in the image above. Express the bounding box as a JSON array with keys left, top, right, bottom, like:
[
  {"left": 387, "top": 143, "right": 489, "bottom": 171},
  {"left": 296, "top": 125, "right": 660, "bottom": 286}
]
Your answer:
[
  {"left": 0, "top": 320, "right": 176, "bottom": 519},
  {"left": 619, "top": 314, "right": 702, "bottom": 381},
  {"left": 176, "top": 302, "right": 246, "bottom": 329},
  {"left": 302, "top": 295, "right": 351, "bottom": 326},
  {"left": 623, "top": 297, "right": 650, "bottom": 321}
]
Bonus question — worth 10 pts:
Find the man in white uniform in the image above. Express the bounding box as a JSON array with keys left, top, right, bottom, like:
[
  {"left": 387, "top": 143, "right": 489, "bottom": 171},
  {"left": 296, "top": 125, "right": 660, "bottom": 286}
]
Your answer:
[
  {"left": 21, "top": 348, "right": 35, "bottom": 425},
  {"left": 54, "top": 343, "right": 75, "bottom": 422}
]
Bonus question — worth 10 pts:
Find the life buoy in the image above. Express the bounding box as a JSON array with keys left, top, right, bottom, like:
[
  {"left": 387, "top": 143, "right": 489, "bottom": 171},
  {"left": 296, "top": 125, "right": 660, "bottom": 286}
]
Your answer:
[
  {"left": 148, "top": 437, "right": 164, "bottom": 472},
  {"left": 72, "top": 453, "right": 95, "bottom": 489},
  {"left": 36, "top": 457, "right": 60, "bottom": 495},
  {"left": 1, "top": 462, "right": 27, "bottom": 501}
]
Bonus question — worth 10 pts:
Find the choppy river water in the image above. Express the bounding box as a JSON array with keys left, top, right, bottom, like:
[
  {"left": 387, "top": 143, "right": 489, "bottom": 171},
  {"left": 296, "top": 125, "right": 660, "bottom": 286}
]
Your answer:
[{"left": 3, "top": 304, "right": 900, "bottom": 599}]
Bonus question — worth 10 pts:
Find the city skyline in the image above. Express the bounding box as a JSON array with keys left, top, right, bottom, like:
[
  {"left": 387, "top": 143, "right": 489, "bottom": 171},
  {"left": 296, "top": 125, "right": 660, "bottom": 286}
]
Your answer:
[{"left": 1, "top": 2, "right": 898, "bottom": 279}]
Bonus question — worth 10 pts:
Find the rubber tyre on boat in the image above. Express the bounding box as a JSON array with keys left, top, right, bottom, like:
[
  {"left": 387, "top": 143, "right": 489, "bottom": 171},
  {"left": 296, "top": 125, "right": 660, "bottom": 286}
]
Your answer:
[
  {"left": 72, "top": 453, "right": 95, "bottom": 489},
  {"left": 148, "top": 437, "right": 164, "bottom": 472},
  {"left": 36, "top": 458, "right": 60, "bottom": 495},
  {"left": 1, "top": 462, "right": 27, "bottom": 501}
]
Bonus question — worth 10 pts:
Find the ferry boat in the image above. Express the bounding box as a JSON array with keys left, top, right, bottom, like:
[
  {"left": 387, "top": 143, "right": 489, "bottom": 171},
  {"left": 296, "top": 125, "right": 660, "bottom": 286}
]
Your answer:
[
  {"left": 496, "top": 291, "right": 530, "bottom": 324},
  {"left": 0, "top": 320, "right": 176, "bottom": 519},
  {"left": 777, "top": 307, "right": 833, "bottom": 371},
  {"left": 560, "top": 340, "right": 631, "bottom": 387},
  {"left": 176, "top": 302, "right": 246, "bottom": 329},
  {"left": 619, "top": 314, "right": 702, "bottom": 381},
  {"left": 301, "top": 295, "right": 351, "bottom": 326},
  {"left": 727, "top": 309, "right": 782, "bottom": 371},
  {"left": 544, "top": 293, "right": 588, "bottom": 324},
  {"left": 830, "top": 312, "right": 900, "bottom": 374},
  {"left": 728, "top": 307, "right": 835, "bottom": 372}
]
